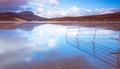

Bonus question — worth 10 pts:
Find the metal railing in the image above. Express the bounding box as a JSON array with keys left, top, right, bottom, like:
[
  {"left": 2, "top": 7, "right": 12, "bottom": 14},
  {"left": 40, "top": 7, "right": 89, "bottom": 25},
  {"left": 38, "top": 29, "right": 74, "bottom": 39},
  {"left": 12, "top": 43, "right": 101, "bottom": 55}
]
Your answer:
[{"left": 65, "top": 27, "right": 120, "bottom": 67}]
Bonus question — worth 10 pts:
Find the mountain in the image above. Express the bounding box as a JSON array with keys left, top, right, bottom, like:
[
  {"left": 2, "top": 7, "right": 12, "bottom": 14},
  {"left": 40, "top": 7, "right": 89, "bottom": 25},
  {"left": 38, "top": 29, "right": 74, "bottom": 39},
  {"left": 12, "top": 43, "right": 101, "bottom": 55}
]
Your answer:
[
  {"left": 0, "top": 12, "right": 26, "bottom": 21},
  {"left": 48, "top": 12, "right": 120, "bottom": 22},
  {"left": 0, "top": 11, "right": 47, "bottom": 21},
  {"left": 1, "top": 11, "right": 120, "bottom": 22},
  {"left": 18, "top": 11, "right": 46, "bottom": 21}
]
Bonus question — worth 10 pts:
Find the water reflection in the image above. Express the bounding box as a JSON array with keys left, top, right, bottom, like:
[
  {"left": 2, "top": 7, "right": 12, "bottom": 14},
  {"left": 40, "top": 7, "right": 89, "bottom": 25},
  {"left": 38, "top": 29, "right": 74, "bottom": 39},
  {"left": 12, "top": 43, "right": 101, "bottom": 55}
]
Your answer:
[
  {"left": 0, "top": 23, "right": 119, "bottom": 69},
  {"left": 66, "top": 27, "right": 120, "bottom": 67}
]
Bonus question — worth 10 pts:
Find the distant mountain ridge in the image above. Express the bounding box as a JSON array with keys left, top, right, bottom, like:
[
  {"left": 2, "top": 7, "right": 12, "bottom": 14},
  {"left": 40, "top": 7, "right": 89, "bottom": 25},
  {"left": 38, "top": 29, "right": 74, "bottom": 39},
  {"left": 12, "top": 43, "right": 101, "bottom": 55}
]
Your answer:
[
  {"left": 18, "top": 11, "right": 46, "bottom": 21},
  {"left": 48, "top": 12, "right": 120, "bottom": 22},
  {"left": 0, "top": 12, "right": 26, "bottom": 21},
  {"left": 0, "top": 11, "right": 120, "bottom": 22},
  {"left": 0, "top": 11, "right": 47, "bottom": 21}
]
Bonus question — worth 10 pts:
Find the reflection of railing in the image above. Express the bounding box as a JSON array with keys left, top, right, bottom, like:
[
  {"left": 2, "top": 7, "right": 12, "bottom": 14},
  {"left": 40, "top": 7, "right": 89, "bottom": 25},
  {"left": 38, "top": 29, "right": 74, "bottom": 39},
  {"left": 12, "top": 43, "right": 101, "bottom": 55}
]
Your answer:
[{"left": 65, "top": 27, "right": 120, "bottom": 67}]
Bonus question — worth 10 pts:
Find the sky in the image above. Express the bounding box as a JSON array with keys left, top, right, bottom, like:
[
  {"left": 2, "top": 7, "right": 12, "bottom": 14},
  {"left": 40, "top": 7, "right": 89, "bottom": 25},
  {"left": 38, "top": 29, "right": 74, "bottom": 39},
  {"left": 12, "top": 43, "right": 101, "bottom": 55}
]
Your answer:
[{"left": 0, "top": 0, "right": 120, "bottom": 18}]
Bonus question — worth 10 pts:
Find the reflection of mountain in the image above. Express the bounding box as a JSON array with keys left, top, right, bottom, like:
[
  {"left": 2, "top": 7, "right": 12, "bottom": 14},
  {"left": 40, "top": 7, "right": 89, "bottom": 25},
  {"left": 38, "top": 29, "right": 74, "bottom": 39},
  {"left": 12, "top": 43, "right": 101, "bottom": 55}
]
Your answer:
[
  {"left": 48, "top": 12, "right": 120, "bottom": 22},
  {"left": 0, "top": 23, "right": 43, "bottom": 31},
  {"left": 0, "top": 11, "right": 47, "bottom": 21},
  {"left": 13, "top": 23, "right": 43, "bottom": 31}
]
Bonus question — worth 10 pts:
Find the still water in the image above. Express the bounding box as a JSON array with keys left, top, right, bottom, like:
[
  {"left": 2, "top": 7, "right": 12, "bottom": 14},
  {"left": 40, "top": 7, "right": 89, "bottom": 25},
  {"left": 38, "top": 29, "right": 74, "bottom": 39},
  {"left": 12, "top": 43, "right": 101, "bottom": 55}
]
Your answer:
[{"left": 0, "top": 22, "right": 120, "bottom": 69}]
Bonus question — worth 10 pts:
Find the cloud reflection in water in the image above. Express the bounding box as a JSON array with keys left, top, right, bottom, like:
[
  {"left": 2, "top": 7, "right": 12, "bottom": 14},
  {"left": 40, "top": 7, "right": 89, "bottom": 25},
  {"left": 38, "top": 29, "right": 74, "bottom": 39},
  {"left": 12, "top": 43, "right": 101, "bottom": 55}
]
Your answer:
[
  {"left": 0, "top": 24, "right": 67, "bottom": 68},
  {"left": 0, "top": 24, "right": 118, "bottom": 69}
]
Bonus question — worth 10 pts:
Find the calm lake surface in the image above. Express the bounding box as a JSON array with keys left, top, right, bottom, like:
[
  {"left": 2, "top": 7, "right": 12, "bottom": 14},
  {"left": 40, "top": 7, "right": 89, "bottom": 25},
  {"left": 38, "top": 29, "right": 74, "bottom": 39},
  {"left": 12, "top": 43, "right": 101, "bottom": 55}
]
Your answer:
[{"left": 0, "top": 22, "right": 120, "bottom": 69}]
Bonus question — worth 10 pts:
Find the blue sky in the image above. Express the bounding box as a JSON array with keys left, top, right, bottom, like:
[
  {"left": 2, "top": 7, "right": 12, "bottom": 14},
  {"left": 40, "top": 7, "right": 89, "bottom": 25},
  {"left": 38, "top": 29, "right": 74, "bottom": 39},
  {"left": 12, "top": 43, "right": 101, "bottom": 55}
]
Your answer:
[
  {"left": 58, "top": 0, "right": 120, "bottom": 9},
  {"left": 0, "top": 0, "right": 120, "bottom": 18}
]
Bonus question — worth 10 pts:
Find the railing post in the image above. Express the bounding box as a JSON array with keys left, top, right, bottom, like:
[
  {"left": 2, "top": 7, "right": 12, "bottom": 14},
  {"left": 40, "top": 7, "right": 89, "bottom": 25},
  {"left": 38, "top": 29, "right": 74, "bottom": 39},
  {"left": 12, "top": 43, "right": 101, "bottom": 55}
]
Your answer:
[
  {"left": 93, "top": 29, "right": 97, "bottom": 56},
  {"left": 76, "top": 27, "right": 80, "bottom": 48},
  {"left": 117, "top": 34, "right": 120, "bottom": 67}
]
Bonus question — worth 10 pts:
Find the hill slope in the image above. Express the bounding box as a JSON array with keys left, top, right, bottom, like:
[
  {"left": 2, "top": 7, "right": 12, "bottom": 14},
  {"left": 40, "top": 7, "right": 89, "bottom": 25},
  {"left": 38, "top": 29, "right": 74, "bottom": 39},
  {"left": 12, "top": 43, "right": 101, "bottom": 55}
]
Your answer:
[
  {"left": 0, "top": 12, "right": 26, "bottom": 21},
  {"left": 0, "top": 11, "right": 47, "bottom": 21},
  {"left": 18, "top": 11, "right": 46, "bottom": 21},
  {"left": 48, "top": 12, "right": 120, "bottom": 22}
]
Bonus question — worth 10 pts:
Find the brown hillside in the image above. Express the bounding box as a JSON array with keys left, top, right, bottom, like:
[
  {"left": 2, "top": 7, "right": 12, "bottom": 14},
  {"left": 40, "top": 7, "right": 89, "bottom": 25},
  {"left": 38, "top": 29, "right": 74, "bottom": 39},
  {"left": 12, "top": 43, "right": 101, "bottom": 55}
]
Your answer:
[
  {"left": 0, "top": 11, "right": 47, "bottom": 21},
  {"left": 48, "top": 12, "right": 120, "bottom": 22},
  {"left": 0, "top": 12, "right": 26, "bottom": 21}
]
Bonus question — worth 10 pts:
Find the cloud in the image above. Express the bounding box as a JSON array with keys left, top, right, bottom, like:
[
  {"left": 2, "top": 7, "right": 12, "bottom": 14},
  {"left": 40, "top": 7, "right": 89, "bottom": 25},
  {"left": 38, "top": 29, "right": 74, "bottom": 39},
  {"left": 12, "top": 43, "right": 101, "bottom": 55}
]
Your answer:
[
  {"left": 48, "top": 38, "right": 57, "bottom": 47},
  {"left": 38, "top": 6, "right": 81, "bottom": 18},
  {"left": 81, "top": 8, "right": 120, "bottom": 15},
  {"left": 36, "top": 6, "right": 120, "bottom": 18},
  {"left": 0, "top": 0, "right": 58, "bottom": 12},
  {"left": 94, "top": 8, "right": 120, "bottom": 14},
  {"left": 68, "top": 6, "right": 81, "bottom": 16},
  {"left": 28, "top": 0, "right": 58, "bottom": 8},
  {"left": 0, "top": 0, "right": 28, "bottom": 12},
  {"left": 0, "top": 0, "right": 119, "bottom": 18},
  {"left": 29, "top": 7, "right": 120, "bottom": 18},
  {"left": 36, "top": 7, "right": 46, "bottom": 14},
  {"left": 26, "top": 37, "right": 58, "bottom": 51},
  {"left": 81, "top": 9, "right": 93, "bottom": 15},
  {"left": 49, "top": 0, "right": 58, "bottom": 6}
]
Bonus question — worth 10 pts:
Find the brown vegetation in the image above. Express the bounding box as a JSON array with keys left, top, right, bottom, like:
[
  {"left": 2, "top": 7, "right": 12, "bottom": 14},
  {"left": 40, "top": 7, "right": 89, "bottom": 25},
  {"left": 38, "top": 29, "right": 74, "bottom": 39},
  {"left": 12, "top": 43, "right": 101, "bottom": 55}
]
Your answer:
[
  {"left": 0, "top": 11, "right": 47, "bottom": 21},
  {"left": 0, "top": 12, "right": 26, "bottom": 21},
  {"left": 48, "top": 12, "right": 120, "bottom": 22}
]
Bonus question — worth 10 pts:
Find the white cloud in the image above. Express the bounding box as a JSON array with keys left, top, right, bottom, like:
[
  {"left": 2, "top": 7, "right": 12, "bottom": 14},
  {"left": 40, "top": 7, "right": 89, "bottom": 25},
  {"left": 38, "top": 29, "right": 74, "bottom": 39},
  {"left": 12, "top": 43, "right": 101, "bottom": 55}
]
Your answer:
[
  {"left": 49, "top": 0, "right": 58, "bottom": 6},
  {"left": 82, "top": 9, "right": 92, "bottom": 14},
  {"left": 27, "top": 0, "right": 120, "bottom": 18},
  {"left": 27, "top": 0, "right": 119, "bottom": 17},
  {"left": 27, "top": 0, "right": 59, "bottom": 15},
  {"left": 35, "top": 7, "right": 120, "bottom": 18},
  {"left": 36, "top": 7, "right": 46, "bottom": 14},
  {"left": 68, "top": 6, "right": 81, "bottom": 16},
  {"left": 25, "top": 37, "right": 57, "bottom": 51},
  {"left": 95, "top": 8, "right": 114, "bottom": 14},
  {"left": 38, "top": 6, "right": 81, "bottom": 18},
  {"left": 94, "top": 8, "right": 120, "bottom": 15},
  {"left": 29, "top": 0, "right": 58, "bottom": 7},
  {"left": 24, "top": 25, "right": 60, "bottom": 51},
  {"left": 48, "top": 38, "right": 57, "bottom": 47}
]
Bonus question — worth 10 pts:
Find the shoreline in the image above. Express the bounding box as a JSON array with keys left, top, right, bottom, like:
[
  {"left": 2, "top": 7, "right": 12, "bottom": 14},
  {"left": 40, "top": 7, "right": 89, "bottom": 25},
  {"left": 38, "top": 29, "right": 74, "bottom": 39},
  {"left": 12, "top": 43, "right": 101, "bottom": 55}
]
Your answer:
[{"left": 0, "top": 21, "right": 120, "bottom": 31}]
